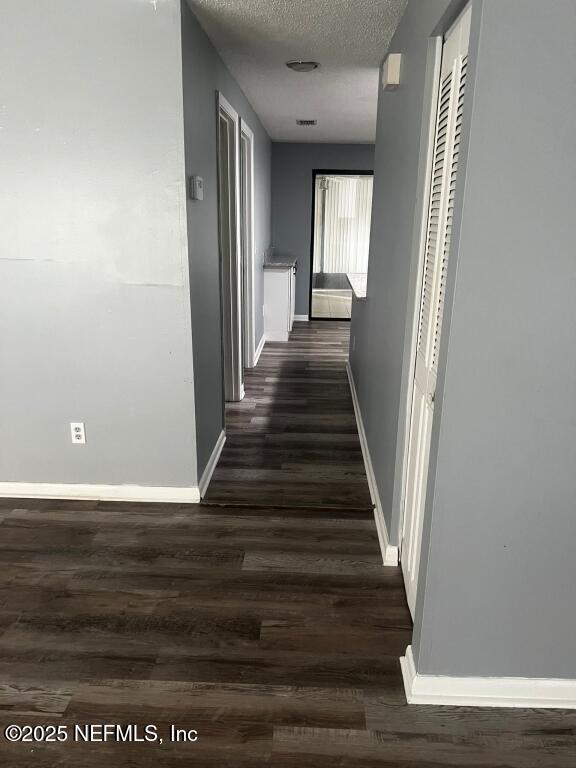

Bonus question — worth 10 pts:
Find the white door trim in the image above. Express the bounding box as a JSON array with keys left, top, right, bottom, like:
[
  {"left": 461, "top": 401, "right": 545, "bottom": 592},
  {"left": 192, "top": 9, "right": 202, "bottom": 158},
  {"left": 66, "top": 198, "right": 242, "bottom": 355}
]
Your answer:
[
  {"left": 240, "top": 119, "right": 257, "bottom": 368},
  {"left": 401, "top": 645, "right": 576, "bottom": 709},
  {"left": 217, "top": 92, "right": 243, "bottom": 402}
]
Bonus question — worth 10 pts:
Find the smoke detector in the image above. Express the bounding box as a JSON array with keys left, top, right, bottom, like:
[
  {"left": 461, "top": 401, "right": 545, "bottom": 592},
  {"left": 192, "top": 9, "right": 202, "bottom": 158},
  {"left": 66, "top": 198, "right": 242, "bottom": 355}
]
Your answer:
[{"left": 286, "top": 60, "right": 319, "bottom": 73}]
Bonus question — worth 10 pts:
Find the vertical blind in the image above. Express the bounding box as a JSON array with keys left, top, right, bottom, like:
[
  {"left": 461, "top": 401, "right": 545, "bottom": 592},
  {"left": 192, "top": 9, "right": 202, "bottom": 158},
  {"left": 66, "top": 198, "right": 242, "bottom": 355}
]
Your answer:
[{"left": 313, "top": 175, "right": 373, "bottom": 274}]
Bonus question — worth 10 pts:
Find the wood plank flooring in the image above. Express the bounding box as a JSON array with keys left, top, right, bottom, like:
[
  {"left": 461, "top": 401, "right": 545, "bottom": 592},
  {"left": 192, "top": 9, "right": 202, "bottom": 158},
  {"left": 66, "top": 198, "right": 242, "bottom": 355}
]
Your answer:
[
  {"left": 0, "top": 322, "right": 574, "bottom": 766},
  {"left": 205, "top": 322, "right": 372, "bottom": 509}
]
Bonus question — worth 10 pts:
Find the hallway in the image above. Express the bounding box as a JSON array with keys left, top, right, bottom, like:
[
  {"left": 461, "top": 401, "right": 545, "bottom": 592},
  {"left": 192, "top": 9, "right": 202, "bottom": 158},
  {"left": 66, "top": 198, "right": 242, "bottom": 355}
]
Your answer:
[
  {"left": 0, "top": 322, "right": 575, "bottom": 765},
  {"left": 0, "top": 319, "right": 413, "bottom": 765},
  {"left": 205, "top": 322, "right": 372, "bottom": 510}
]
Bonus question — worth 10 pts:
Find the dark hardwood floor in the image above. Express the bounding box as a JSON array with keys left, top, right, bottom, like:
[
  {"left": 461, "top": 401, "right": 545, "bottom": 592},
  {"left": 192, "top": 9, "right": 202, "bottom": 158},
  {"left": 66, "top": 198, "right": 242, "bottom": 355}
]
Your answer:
[
  {"left": 0, "top": 322, "right": 574, "bottom": 766},
  {"left": 204, "top": 322, "right": 372, "bottom": 509}
]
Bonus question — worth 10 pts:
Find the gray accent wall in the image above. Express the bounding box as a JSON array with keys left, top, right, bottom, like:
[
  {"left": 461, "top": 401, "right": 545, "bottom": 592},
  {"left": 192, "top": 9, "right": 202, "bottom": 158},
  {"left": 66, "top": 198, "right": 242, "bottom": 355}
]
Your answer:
[
  {"left": 351, "top": 0, "right": 576, "bottom": 680},
  {"left": 413, "top": 0, "right": 576, "bottom": 679},
  {"left": 349, "top": 0, "right": 453, "bottom": 541},
  {"left": 181, "top": 0, "right": 272, "bottom": 478},
  {"left": 0, "top": 0, "right": 198, "bottom": 487},
  {"left": 271, "top": 143, "right": 375, "bottom": 315}
]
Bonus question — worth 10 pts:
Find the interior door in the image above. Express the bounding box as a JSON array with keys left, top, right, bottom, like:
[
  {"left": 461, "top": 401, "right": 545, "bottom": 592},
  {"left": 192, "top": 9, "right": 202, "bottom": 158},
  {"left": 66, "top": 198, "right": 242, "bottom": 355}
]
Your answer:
[{"left": 401, "top": 6, "right": 471, "bottom": 616}]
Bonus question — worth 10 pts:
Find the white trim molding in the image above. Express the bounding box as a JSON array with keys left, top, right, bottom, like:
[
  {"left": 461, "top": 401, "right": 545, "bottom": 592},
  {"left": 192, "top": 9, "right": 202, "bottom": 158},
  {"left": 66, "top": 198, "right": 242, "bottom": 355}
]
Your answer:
[
  {"left": 346, "top": 362, "right": 399, "bottom": 566},
  {"left": 0, "top": 483, "right": 200, "bottom": 504},
  {"left": 254, "top": 333, "right": 266, "bottom": 366},
  {"left": 199, "top": 430, "right": 226, "bottom": 498},
  {"left": 240, "top": 119, "right": 257, "bottom": 369},
  {"left": 217, "top": 91, "right": 243, "bottom": 402},
  {"left": 294, "top": 314, "right": 309, "bottom": 322},
  {"left": 401, "top": 645, "right": 576, "bottom": 709}
]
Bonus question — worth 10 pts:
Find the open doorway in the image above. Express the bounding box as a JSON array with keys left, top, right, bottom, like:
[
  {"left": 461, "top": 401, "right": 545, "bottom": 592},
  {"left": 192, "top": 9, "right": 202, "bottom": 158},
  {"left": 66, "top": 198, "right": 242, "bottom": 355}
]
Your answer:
[
  {"left": 309, "top": 171, "right": 373, "bottom": 320},
  {"left": 217, "top": 93, "right": 243, "bottom": 402},
  {"left": 217, "top": 95, "right": 257, "bottom": 403}
]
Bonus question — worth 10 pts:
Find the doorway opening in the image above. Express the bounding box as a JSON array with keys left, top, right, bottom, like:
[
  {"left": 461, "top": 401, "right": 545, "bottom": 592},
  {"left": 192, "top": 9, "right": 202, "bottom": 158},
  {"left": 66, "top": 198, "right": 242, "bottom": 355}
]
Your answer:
[
  {"left": 309, "top": 170, "right": 373, "bottom": 320},
  {"left": 217, "top": 94, "right": 257, "bottom": 404}
]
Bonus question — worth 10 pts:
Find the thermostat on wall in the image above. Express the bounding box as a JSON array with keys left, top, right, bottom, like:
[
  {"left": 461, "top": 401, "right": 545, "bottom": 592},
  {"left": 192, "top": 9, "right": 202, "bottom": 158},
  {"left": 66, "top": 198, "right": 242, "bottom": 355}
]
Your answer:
[
  {"left": 382, "top": 53, "right": 402, "bottom": 90},
  {"left": 189, "top": 175, "right": 204, "bottom": 201}
]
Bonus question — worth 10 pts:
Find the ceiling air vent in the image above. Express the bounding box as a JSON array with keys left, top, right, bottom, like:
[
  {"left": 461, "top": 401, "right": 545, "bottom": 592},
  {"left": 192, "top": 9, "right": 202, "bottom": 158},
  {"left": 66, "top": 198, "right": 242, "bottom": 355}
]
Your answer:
[
  {"left": 286, "top": 60, "right": 319, "bottom": 73},
  {"left": 296, "top": 119, "right": 317, "bottom": 126}
]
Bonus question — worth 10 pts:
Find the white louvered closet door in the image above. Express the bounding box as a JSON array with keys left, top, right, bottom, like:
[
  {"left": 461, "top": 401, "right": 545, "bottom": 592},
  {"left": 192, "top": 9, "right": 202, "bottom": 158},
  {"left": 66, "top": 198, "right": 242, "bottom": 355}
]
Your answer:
[{"left": 401, "top": 6, "right": 471, "bottom": 617}]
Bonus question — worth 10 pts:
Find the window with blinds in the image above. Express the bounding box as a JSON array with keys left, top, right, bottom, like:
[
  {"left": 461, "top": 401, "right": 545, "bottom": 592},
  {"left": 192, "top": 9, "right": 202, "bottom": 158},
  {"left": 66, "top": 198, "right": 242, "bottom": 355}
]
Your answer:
[{"left": 312, "top": 174, "right": 374, "bottom": 274}]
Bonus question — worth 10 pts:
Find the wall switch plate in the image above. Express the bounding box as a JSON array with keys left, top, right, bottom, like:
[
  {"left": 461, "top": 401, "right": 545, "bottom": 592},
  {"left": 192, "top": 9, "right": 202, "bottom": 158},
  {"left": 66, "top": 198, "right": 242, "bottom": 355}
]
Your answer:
[
  {"left": 189, "top": 175, "right": 204, "bottom": 201},
  {"left": 70, "top": 422, "right": 86, "bottom": 444}
]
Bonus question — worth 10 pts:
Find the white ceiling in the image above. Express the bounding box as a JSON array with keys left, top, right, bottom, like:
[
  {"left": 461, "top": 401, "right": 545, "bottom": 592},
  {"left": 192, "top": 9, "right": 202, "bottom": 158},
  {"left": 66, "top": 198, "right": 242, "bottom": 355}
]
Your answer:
[{"left": 188, "top": 0, "right": 408, "bottom": 143}]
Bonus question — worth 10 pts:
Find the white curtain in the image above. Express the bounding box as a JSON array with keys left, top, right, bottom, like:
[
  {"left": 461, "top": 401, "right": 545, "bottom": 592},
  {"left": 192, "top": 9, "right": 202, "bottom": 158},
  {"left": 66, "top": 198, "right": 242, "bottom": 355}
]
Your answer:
[{"left": 313, "top": 175, "right": 373, "bottom": 274}]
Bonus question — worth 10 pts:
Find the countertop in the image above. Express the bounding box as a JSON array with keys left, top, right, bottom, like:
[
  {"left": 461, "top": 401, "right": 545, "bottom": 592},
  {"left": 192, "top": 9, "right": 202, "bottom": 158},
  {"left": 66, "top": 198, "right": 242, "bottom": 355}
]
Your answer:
[
  {"left": 346, "top": 272, "right": 367, "bottom": 299},
  {"left": 263, "top": 256, "right": 297, "bottom": 270}
]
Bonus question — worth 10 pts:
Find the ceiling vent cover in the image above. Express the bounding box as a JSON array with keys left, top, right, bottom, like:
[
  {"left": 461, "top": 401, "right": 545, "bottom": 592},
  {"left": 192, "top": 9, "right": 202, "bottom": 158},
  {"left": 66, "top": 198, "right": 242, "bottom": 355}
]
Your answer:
[
  {"left": 286, "top": 60, "right": 319, "bottom": 73},
  {"left": 296, "top": 119, "right": 317, "bottom": 126}
]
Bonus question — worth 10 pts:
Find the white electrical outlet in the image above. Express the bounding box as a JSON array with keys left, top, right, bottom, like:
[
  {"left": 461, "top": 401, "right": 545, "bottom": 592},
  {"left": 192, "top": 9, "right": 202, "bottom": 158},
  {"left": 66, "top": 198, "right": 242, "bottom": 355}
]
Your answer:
[{"left": 70, "top": 422, "right": 86, "bottom": 444}]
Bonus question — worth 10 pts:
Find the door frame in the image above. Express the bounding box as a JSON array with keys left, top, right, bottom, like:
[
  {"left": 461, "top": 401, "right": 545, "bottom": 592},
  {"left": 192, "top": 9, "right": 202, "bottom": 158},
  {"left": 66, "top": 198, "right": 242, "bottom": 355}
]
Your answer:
[
  {"left": 308, "top": 169, "right": 374, "bottom": 321},
  {"left": 216, "top": 92, "right": 244, "bottom": 402},
  {"left": 240, "top": 119, "right": 257, "bottom": 368}
]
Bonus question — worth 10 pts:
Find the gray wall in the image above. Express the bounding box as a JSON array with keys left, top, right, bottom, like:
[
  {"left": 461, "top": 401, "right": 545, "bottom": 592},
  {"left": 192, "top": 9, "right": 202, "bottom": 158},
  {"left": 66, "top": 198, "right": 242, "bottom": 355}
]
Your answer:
[
  {"left": 271, "top": 143, "right": 375, "bottom": 315},
  {"left": 181, "top": 0, "right": 272, "bottom": 477},
  {"left": 349, "top": 0, "right": 453, "bottom": 541},
  {"left": 413, "top": 0, "right": 576, "bottom": 679},
  {"left": 0, "top": 0, "right": 199, "bottom": 487}
]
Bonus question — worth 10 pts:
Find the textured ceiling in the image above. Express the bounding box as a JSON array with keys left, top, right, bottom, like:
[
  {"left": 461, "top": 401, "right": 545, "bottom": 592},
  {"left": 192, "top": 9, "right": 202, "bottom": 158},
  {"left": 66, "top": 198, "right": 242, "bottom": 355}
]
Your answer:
[{"left": 187, "top": 0, "right": 408, "bottom": 142}]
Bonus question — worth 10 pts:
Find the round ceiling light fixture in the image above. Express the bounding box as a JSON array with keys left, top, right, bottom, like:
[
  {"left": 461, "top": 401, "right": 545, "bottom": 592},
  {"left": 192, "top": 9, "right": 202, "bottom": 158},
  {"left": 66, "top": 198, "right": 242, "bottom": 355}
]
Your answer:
[{"left": 286, "top": 60, "right": 320, "bottom": 73}]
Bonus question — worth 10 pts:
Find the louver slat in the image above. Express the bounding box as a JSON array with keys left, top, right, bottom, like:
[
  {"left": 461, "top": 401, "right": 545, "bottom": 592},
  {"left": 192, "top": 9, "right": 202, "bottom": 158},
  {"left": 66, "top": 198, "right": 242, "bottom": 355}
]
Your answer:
[
  {"left": 431, "top": 55, "right": 468, "bottom": 371},
  {"left": 416, "top": 69, "right": 453, "bottom": 361}
]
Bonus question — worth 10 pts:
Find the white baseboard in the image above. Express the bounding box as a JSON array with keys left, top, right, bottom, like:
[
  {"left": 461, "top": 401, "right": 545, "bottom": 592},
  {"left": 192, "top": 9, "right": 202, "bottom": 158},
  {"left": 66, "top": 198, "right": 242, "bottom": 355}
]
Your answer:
[
  {"left": 0, "top": 483, "right": 200, "bottom": 504},
  {"left": 254, "top": 333, "right": 266, "bottom": 365},
  {"left": 294, "top": 314, "right": 309, "bottom": 321},
  {"left": 346, "top": 362, "right": 399, "bottom": 566},
  {"left": 401, "top": 645, "right": 576, "bottom": 709},
  {"left": 198, "top": 429, "right": 226, "bottom": 498}
]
